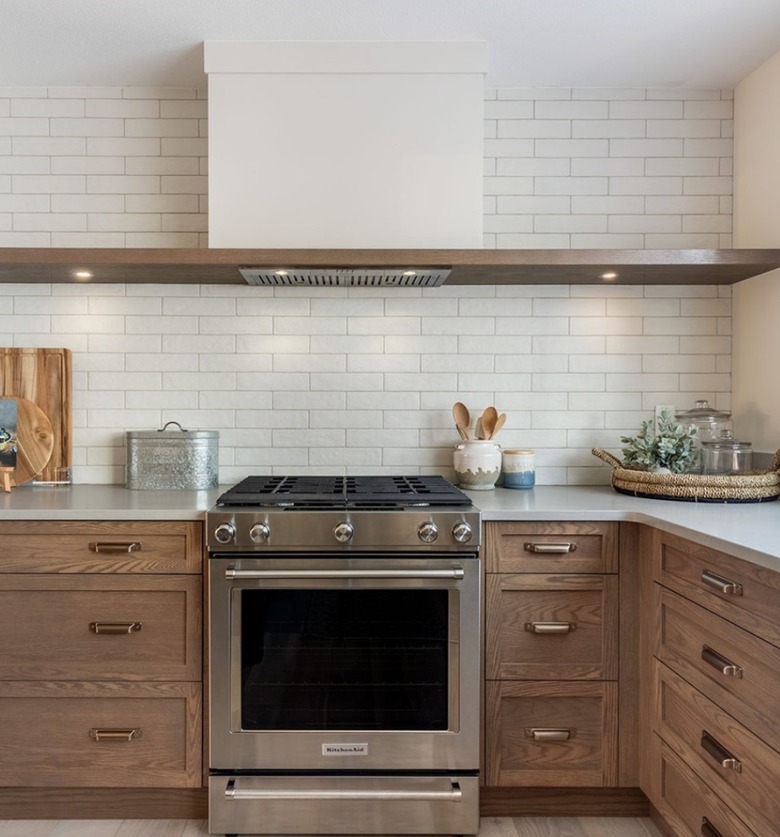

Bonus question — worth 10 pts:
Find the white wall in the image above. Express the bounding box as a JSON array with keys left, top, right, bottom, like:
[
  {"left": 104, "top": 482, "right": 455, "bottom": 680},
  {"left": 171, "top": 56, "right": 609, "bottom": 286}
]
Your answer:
[
  {"left": 732, "top": 50, "right": 780, "bottom": 452},
  {"left": 733, "top": 271, "right": 780, "bottom": 451},
  {"left": 0, "top": 85, "right": 735, "bottom": 483},
  {"left": 733, "top": 49, "right": 780, "bottom": 247}
]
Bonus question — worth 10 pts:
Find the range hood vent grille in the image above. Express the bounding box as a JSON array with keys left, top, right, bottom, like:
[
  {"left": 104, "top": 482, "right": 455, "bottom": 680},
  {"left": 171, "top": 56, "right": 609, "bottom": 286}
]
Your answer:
[{"left": 239, "top": 267, "right": 451, "bottom": 287}]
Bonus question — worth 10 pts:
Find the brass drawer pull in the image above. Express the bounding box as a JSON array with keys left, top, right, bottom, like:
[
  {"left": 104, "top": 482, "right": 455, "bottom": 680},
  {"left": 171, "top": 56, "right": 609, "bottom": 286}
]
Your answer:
[
  {"left": 701, "top": 569, "right": 742, "bottom": 596},
  {"left": 524, "top": 621, "right": 576, "bottom": 635},
  {"left": 524, "top": 542, "right": 577, "bottom": 554},
  {"left": 89, "top": 542, "right": 142, "bottom": 554},
  {"left": 525, "top": 728, "right": 575, "bottom": 742},
  {"left": 701, "top": 732, "right": 742, "bottom": 773},
  {"left": 701, "top": 645, "right": 743, "bottom": 678},
  {"left": 89, "top": 728, "right": 142, "bottom": 742},
  {"left": 89, "top": 622, "right": 142, "bottom": 635},
  {"left": 701, "top": 818, "right": 724, "bottom": 837}
]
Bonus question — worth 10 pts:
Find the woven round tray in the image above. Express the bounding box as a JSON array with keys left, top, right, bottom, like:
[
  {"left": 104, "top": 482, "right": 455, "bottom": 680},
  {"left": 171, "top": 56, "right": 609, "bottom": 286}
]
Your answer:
[{"left": 591, "top": 448, "right": 780, "bottom": 503}]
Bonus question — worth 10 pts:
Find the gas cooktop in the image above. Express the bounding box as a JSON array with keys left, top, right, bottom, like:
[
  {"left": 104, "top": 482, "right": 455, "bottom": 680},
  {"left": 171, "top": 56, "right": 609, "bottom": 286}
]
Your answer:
[{"left": 216, "top": 474, "right": 472, "bottom": 510}]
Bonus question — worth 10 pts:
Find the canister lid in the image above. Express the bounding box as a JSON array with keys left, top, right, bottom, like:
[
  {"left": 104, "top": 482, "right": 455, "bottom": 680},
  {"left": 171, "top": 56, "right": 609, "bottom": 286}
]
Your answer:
[
  {"left": 675, "top": 399, "right": 731, "bottom": 422},
  {"left": 126, "top": 420, "right": 219, "bottom": 440},
  {"left": 701, "top": 429, "right": 751, "bottom": 450}
]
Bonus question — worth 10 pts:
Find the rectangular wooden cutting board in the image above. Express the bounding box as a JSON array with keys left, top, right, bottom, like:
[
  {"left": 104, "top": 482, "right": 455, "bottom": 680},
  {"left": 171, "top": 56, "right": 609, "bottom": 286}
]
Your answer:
[{"left": 0, "top": 348, "right": 72, "bottom": 483}]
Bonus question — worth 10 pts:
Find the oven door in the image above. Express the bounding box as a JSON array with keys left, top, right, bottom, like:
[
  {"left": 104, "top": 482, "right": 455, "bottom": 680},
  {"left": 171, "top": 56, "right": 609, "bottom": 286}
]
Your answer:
[{"left": 208, "top": 553, "right": 480, "bottom": 772}]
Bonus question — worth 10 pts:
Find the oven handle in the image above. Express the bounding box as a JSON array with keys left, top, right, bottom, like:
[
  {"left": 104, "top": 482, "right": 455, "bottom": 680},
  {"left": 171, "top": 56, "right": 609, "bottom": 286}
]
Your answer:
[
  {"left": 225, "top": 778, "right": 463, "bottom": 802},
  {"left": 225, "top": 566, "right": 465, "bottom": 580}
]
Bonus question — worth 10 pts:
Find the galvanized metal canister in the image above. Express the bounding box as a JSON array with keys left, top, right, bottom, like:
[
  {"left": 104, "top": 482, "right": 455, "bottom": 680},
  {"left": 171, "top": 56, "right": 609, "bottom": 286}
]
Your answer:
[{"left": 126, "top": 421, "right": 219, "bottom": 490}]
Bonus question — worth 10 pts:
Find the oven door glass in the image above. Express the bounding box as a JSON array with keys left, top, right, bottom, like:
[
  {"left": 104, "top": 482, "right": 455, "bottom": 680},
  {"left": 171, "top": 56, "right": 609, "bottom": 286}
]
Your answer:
[{"left": 239, "top": 587, "right": 449, "bottom": 731}]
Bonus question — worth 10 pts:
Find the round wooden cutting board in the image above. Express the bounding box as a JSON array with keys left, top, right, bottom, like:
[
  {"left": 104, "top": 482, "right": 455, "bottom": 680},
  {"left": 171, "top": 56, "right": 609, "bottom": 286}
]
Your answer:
[{"left": 8, "top": 397, "right": 54, "bottom": 485}]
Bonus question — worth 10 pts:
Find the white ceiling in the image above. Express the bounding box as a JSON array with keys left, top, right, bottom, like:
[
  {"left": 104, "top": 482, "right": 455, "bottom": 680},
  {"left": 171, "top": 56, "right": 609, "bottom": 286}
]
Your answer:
[{"left": 4, "top": 0, "right": 780, "bottom": 90}]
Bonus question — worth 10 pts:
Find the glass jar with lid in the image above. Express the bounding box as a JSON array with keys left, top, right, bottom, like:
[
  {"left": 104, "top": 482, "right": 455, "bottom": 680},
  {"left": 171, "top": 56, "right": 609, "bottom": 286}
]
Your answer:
[
  {"left": 701, "top": 430, "right": 753, "bottom": 475},
  {"left": 675, "top": 400, "right": 733, "bottom": 443}
]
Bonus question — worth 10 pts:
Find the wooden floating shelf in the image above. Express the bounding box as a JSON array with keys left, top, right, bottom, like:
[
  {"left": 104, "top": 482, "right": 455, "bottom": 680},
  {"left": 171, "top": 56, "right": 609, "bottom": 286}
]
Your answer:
[{"left": 1, "top": 247, "right": 780, "bottom": 285}]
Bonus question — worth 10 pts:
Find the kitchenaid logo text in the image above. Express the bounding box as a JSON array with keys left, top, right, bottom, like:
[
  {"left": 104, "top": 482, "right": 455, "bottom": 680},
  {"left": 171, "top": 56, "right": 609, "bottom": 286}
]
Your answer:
[{"left": 322, "top": 743, "right": 369, "bottom": 756}]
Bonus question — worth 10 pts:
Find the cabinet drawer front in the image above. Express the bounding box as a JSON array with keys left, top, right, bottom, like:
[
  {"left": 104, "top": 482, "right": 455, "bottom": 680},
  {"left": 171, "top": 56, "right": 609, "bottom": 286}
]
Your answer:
[
  {"left": 485, "top": 681, "right": 617, "bottom": 787},
  {"left": 0, "top": 681, "right": 201, "bottom": 788},
  {"left": 655, "top": 662, "right": 780, "bottom": 836},
  {"left": 0, "top": 521, "right": 202, "bottom": 574},
  {"left": 487, "top": 574, "right": 618, "bottom": 680},
  {"left": 485, "top": 522, "right": 617, "bottom": 574},
  {"left": 657, "top": 587, "right": 780, "bottom": 753},
  {"left": 656, "top": 532, "right": 780, "bottom": 648},
  {"left": 0, "top": 575, "right": 201, "bottom": 680},
  {"left": 653, "top": 735, "right": 759, "bottom": 837}
]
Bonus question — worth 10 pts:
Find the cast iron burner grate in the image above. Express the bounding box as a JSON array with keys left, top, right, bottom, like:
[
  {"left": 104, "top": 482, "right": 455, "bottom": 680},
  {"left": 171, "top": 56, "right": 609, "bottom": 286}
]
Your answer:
[{"left": 216, "top": 475, "right": 472, "bottom": 510}]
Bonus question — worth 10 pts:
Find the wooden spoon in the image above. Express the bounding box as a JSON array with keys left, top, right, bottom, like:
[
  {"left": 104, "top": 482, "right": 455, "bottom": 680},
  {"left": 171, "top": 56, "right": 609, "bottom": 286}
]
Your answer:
[
  {"left": 452, "top": 402, "right": 471, "bottom": 439},
  {"left": 481, "top": 406, "right": 498, "bottom": 439},
  {"left": 491, "top": 412, "right": 507, "bottom": 438}
]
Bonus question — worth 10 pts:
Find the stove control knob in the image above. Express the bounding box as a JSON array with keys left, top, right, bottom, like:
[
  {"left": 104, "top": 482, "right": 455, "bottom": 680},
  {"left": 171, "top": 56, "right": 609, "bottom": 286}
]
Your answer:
[
  {"left": 418, "top": 522, "right": 439, "bottom": 543},
  {"left": 452, "top": 522, "right": 473, "bottom": 544},
  {"left": 214, "top": 523, "right": 236, "bottom": 545},
  {"left": 249, "top": 523, "right": 270, "bottom": 544},
  {"left": 334, "top": 522, "right": 354, "bottom": 543}
]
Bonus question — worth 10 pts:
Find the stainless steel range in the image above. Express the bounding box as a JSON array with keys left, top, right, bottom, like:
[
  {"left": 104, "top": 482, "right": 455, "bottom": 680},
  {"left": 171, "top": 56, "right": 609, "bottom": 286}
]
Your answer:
[{"left": 206, "top": 475, "right": 481, "bottom": 836}]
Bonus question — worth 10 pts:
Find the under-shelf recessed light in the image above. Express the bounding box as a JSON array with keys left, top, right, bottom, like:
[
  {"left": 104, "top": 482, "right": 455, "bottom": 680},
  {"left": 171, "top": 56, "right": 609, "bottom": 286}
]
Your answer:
[
  {"left": 73, "top": 270, "right": 93, "bottom": 280},
  {"left": 599, "top": 271, "right": 619, "bottom": 281}
]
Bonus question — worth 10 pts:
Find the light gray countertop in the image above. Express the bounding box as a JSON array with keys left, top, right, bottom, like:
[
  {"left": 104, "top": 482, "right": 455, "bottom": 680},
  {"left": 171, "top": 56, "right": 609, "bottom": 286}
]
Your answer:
[
  {"left": 1, "top": 483, "right": 778, "bottom": 573},
  {"left": 466, "top": 485, "right": 780, "bottom": 572}
]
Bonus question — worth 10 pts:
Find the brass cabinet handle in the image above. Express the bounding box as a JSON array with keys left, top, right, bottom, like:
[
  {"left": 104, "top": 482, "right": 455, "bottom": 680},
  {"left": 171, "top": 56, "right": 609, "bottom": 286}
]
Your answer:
[
  {"left": 89, "top": 728, "right": 142, "bottom": 742},
  {"left": 701, "top": 818, "right": 724, "bottom": 837},
  {"left": 701, "top": 569, "right": 742, "bottom": 596},
  {"left": 525, "top": 728, "right": 575, "bottom": 742},
  {"left": 701, "top": 645, "right": 743, "bottom": 679},
  {"left": 89, "top": 622, "right": 142, "bottom": 635},
  {"left": 524, "top": 621, "right": 576, "bottom": 635},
  {"left": 89, "top": 542, "right": 142, "bottom": 554},
  {"left": 524, "top": 542, "right": 577, "bottom": 554},
  {"left": 701, "top": 732, "right": 742, "bottom": 773}
]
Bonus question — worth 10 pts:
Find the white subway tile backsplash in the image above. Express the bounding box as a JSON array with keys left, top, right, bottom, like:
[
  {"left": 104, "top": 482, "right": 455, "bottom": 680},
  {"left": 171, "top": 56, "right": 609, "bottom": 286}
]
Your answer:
[
  {"left": 572, "top": 120, "right": 645, "bottom": 139},
  {"left": 535, "top": 138, "right": 608, "bottom": 157},
  {"left": 647, "top": 119, "right": 722, "bottom": 138},
  {"left": 87, "top": 99, "right": 160, "bottom": 118},
  {"left": 0, "top": 84, "right": 738, "bottom": 482}
]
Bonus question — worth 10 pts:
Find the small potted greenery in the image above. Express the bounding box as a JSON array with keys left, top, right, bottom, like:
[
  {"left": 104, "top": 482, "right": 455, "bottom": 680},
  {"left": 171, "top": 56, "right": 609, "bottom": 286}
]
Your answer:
[{"left": 620, "top": 409, "right": 699, "bottom": 473}]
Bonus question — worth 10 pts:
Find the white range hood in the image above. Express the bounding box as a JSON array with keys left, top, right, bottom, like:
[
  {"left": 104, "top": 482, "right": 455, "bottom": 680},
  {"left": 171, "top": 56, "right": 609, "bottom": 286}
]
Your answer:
[{"left": 204, "top": 41, "right": 488, "bottom": 253}]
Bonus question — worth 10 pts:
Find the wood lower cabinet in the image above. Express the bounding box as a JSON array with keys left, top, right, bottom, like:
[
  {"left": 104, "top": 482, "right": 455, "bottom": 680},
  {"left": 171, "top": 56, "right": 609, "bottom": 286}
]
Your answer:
[
  {"left": 0, "top": 520, "right": 205, "bottom": 817},
  {"left": 486, "top": 680, "right": 618, "bottom": 787},
  {"left": 642, "top": 529, "right": 780, "bottom": 837},
  {"left": 484, "top": 521, "right": 622, "bottom": 797}
]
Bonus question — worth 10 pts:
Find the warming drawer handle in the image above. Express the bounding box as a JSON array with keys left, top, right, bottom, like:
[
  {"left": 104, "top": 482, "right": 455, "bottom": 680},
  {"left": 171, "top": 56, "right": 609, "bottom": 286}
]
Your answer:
[
  {"left": 700, "top": 569, "right": 743, "bottom": 596},
  {"left": 701, "top": 818, "right": 724, "bottom": 837},
  {"left": 524, "top": 621, "right": 576, "bottom": 635},
  {"left": 89, "top": 621, "right": 142, "bottom": 635},
  {"left": 701, "top": 732, "right": 742, "bottom": 773},
  {"left": 225, "top": 568, "right": 465, "bottom": 580},
  {"left": 89, "top": 728, "right": 142, "bottom": 742},
  {"left": 524, "top": 728, "right": 575, "bottom": 742},
  {"left": 224, "top": 779, "right": 462, "bottom": 802},
  {"left": 524, "top": 542, "right": 577, "bottom": 554},
  {"left": 89, "top": 542, "right": 142, "bottom": 554},
  {"left": 701, "top": 645, "right": 743, "bottom": 679}
]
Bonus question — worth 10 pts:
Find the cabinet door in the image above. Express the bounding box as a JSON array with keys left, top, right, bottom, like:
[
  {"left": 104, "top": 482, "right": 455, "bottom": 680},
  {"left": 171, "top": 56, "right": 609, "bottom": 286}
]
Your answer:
[
  {"left": 0, "top": 574, "right": 201, "bottom": 680},
  {"left": 0, "top": 680, "right": 201, "bottom": 788},
  {"left": 655, "top": 662, "right": 780, "bottom": 837},
  {"left": 486, "top": 574, "right": 618, "bottom": 680},
  {"left": 655, "top": 531, "right": 780, "bottom": 647},
  {"left": 485, "top": 680, "right": 618, "bottom": 787},
  {"left": 652, "top": 735, "right": 759, "bottom": 837},
  {"left": 0, "top": 521, "right": 202, "bottom": 574},
  {"left": 656, "top": 586, "right": 780, "bottom": 754},
  {"left": 485, "top": 521, "right": 617, "bottom": 574}
]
